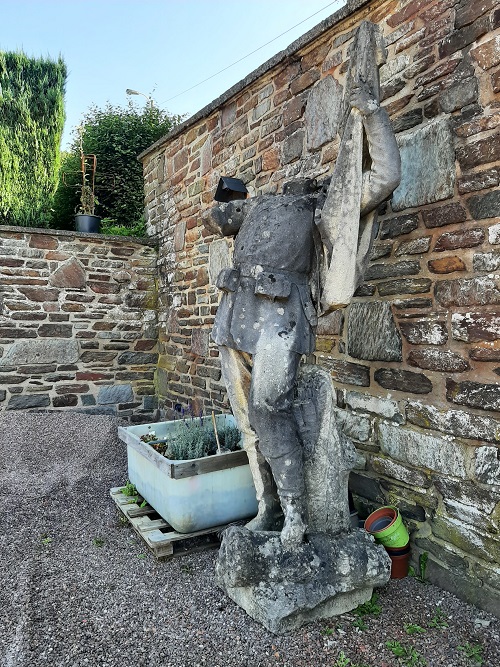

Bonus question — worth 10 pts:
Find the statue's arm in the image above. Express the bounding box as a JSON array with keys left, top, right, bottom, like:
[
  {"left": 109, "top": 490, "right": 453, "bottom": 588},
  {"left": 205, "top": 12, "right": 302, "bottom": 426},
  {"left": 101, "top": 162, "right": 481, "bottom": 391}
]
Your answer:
[
  {"left": 351, "top": 84, "right": 401, "bottom": 217},
  {"left": 201, "top": 201, "right": 246, "bottom": 237}
]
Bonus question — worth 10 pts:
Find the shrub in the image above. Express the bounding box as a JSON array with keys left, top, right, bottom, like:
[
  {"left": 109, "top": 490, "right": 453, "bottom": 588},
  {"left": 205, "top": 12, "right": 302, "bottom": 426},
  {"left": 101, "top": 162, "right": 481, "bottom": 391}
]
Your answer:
[{"left": 0, "top": 51, "right": 67, "bottom": 227}]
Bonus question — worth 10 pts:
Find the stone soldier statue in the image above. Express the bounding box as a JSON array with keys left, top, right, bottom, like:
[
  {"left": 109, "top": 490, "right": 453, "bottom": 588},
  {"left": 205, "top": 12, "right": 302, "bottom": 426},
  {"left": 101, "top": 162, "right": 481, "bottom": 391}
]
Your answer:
[{"left": 202, "top": 23, "right": 401, "bottom": 550}]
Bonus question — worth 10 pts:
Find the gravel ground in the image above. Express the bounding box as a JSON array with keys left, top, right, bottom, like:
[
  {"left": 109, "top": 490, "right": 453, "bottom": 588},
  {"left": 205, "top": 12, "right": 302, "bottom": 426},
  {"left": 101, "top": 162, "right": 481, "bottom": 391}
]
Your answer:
[{"left": 1, "top": 411, "right": 499, "bottom": 667}]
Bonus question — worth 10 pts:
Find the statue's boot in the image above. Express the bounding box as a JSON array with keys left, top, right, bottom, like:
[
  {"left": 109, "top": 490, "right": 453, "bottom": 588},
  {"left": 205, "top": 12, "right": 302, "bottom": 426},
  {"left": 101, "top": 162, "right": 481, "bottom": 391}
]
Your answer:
[
  {"left": 244, "top": 443, "right": 282, "bottom": 531},
  {"left": 245, "top": 494, "right": 282, "bottom": 531},
  {"left": 280, "top": 495, "right": 308, "bottom": 551}
]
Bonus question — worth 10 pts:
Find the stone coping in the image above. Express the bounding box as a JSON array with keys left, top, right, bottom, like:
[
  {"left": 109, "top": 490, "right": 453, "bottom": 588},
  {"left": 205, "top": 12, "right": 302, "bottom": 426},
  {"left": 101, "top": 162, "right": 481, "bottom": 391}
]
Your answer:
[
  {"left": 138, "top": 0, "right": 371, "bottom": 161},
  {"left": 0, "top": 224, "right": 158, "bottom": 247}
]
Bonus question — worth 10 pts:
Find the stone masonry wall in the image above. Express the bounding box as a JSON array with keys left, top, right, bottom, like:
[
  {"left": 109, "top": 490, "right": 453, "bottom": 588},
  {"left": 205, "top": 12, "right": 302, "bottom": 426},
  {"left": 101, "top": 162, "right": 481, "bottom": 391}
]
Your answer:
[
  {"left": 140, "top": 0, "right": 500, "bottom": 614},
  {"left": 0, "top": 227, "right": 158, "bottom": 421}
]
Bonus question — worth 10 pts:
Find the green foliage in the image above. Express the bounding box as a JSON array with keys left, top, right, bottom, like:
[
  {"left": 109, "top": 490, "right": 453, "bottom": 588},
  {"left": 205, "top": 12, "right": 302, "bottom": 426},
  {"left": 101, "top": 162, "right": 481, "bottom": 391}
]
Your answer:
[
  {"left": 100, "top": 217, "right": 147, "bottom": 237},
  {"left": 120, "top": 480, "right": 138, "bottom": 497},
  {"left": 166, "top": 419, "right": 242, "bottom": 461},
  {"left": 458, "top": 643, "right": 483, "bottom": 665},
  {"left": 52, "top": 102, "right": 183, "bottom": 230},
  {"left": 93, "top": 537, "right": 105, "bottom": 547},
  {"left": 0, "top": 51, "right": 67, "bottom": 226},
  {"left": 354, "top": 592, "right": 382, "bottom": 617},
  {"left": 428, "top": 607, "right": 449, "bottom": 629},
  {"left": 386, "top": 641, "right": 427, "bottom": 666},
  {"left": 404, "top": 623, "right": 426, "bottom": 635}
]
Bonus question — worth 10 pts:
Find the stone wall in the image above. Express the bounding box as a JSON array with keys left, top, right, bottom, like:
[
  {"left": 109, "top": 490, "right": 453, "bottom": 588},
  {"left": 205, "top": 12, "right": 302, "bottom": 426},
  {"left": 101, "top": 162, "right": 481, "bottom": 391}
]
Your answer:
[
  {"left": 0, "top": 227, "right": 158, "bottom": 421},
  {"left": 140, "top": 0, "right": 500, "bottom": 614}
]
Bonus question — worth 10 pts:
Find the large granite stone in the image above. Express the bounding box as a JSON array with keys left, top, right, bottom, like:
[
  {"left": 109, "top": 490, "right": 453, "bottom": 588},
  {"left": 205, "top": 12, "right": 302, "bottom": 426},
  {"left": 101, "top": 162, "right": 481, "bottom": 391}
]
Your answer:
[
  {"left": 391, "top": 118, "right": 455, "bottom": 211},
  {"left": 97, "top": 384, "right": 134, "bottom": 405},
  {"left": 0, "top": 339, "right": 79, "bottom": 366},
  {"left": 305, "top": 76, "right": 343, "bottom": 150},
  {"left": 347, "top": 302, "right": 402, "bottom": 361}
]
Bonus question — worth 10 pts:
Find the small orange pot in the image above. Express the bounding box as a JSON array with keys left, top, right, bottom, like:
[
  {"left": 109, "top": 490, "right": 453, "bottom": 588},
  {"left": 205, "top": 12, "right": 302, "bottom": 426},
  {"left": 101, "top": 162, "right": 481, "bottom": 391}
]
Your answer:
[{"left": 389, "top": 551, "right": 410, "bottom": 579}]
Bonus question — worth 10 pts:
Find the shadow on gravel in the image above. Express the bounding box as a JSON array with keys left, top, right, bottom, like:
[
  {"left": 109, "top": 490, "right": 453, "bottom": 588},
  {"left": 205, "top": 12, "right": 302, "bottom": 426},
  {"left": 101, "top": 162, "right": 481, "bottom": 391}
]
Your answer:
[{"left": 0, "top": 411, "right": 499, "bottom": 667}]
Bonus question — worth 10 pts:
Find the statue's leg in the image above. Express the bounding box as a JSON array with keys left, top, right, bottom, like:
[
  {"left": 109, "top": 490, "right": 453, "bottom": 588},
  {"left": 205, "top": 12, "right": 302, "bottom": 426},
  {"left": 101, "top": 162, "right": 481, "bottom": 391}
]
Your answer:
[
  {"left": 218, "top": 345, "right": 281, "bottom": 530},
  {"left": 248, "top": 341, "right": 307, "bottom": 549}
]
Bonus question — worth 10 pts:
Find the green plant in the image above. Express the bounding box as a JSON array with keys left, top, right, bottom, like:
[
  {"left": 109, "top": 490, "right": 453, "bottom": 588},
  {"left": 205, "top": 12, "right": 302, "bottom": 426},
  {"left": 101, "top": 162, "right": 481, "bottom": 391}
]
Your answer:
[
  {"left": 458, "top": 643, "right": 483, "bottom": 665},
  {"left": 0, "top": 51, "right": 67, "bottom": 227},
  {"left": 51, "top": 101, "right": 183, "bottom": 230},
  {"left": 418, "top": 552, "right": 428, "bottom": 582},
  {"left": 320, "top": 625, "right": 335, "bottom": 636},
  {"left": 121, "top": 480, "right": 138, "bottom": 496},
  {"left": 354, "top": 592, "right": 381, "bottom": 617},
  {"left": 141, "top": 413, "right": 242, "bottom": 462},
  {"left": 386, "top": 641, "right": 426, "bottom": 666},
  {"left": 428, "top": 607, "right": 449, "bottom": 629},
  {"left": 40, "top": 533, "right": 52, "bottom": 546},
  {"left": 93, "top": 537, "right": 105, "bottom": 547},
  {"left": 100, "top": 217, "right": 147, "bottom": 237},
  {"left": 333, "top": 652, "right": 351, "bottom": 667},
  {"left": 353, "top": 617, "right": 368, "bottom": 631},
  {"left": 404, "top": 623, "right": 426, "bottom": 635}
]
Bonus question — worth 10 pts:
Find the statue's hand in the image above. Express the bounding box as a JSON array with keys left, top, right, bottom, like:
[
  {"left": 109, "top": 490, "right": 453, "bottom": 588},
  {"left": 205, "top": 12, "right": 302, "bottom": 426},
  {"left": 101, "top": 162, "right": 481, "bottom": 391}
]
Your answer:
[{"left": 350, "top": 82, "right": 379, "bottom": 116}]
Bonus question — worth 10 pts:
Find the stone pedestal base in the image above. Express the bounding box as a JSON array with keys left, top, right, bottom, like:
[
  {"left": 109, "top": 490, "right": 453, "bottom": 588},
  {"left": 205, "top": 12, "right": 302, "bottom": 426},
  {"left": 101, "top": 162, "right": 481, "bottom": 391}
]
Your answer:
[{"left": 216, "top": 526, "right": 391, "bottom": 634}]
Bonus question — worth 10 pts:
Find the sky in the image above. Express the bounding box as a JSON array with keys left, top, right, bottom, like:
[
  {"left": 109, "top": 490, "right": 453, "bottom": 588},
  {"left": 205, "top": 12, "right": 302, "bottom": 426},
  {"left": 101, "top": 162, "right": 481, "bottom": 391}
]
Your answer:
[{"left": 1, "top": 0, "right": 347, "bottom": 149}]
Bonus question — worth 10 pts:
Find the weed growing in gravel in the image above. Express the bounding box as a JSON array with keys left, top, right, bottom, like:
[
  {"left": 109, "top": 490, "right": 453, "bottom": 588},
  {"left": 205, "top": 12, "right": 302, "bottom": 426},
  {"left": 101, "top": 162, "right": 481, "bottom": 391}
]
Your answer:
[
  {"left": 121, "top": 480, "right": 138, "bottom": 497},
  {"left": 458, "top": 642, "right": 483, "bottom": 665},
  {"left": 404, "top": 623, "right": 426, "bottom": 635},
  {"left": 93, "top": 537, "right": 105, "bottom": 547},
  {"left": 117, "top": 513, "right": 128, "bottom": 526},
  {"left": 332, "top": 652, "right": 370, "bottom": 667},
  {"left": 353, "top": 617, "right": 368, "bottom": 631},
  {"left": 320, "top": 625, "right": 335, "bottom": 636},
  {"left": 386, "top": 641, "right": 427, "bottom": 666},
  {"left": 354, "top": 592, "right": 382, "bottom": 617},
  {"left": 428, "top": 607, "right": 449, "bottom": 629},
  {"left": 137, "top": 553, "right": 146, "bottom": 559},
  {"left": 40, "top": 533, "right": 52, "bottom": 546}
]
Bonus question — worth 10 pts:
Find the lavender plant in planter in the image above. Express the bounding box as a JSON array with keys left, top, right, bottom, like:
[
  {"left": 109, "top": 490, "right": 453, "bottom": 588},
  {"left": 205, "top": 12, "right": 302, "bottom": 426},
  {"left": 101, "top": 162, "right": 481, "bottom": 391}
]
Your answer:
[{"left": 117, "top": 414, "right": 258, "bottom": 533}]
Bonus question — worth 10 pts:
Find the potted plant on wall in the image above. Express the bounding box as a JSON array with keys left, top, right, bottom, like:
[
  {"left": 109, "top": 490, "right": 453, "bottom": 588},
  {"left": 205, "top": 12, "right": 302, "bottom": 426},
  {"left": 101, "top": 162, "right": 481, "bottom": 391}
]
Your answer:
[{"left": 74, "top": 127, "right": 101, "bottom": 233}]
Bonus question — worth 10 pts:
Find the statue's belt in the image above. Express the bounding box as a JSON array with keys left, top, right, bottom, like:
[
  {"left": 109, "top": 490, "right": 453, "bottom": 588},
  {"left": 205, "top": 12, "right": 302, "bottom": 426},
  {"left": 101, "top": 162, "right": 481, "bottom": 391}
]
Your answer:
[{"left": 217, "top": 264, "right": 309, "bottom": 300}]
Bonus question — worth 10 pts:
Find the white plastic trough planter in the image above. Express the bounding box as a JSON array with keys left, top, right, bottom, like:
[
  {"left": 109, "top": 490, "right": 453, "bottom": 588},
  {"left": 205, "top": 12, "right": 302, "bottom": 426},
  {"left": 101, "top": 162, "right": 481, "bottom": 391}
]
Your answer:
[{"left": 117, "top": 415, "right": 258, "bottom": 533}]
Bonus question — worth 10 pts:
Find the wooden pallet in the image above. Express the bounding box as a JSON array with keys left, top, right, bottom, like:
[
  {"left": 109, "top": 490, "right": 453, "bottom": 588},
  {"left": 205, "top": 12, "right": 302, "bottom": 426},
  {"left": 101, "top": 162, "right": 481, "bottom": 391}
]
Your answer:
[{"left": 110, "top": 486, "right": 227, "bottom": 560}]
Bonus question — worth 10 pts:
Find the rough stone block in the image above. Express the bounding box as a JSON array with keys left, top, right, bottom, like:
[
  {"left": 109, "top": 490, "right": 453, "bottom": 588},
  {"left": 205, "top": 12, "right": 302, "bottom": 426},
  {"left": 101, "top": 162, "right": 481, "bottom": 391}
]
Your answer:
[
  {"left": 433, "top": 228, "right": 484, "bottom": 251},
  {"left": 379, "top": 214, "right": 419, "bottom": 239},
  {"left": 408, "top": 348, "right": 469, "bottom": 372},
  {"left": 422, "top": 202, "right": 467, "bottom": 228},
  {"left": 7, "top": 394, "right": 51, "bottom": 410},
  {"left": 406, "top": 400, "right": 500, "bottom": 445},
  {"left": 305, "top": 76, "right": 342, "bottom": 150},
  {"left": 468, "top": 190, "right": 500, "bottom": 220},
  {"left": 333, "top": 408, "right": 371, "bottom": 443},
  {"left": 471, "top": 35, "right": 500, "bottom": 70},
  {"left": 435, "top": 277, "right": 500, "bottom": 307},
  {"left": 439, "top": 77, "right": 478, "bottom": 113},
  {"left": 391, "top": 119, "right": 455, "bottom": 211},
  {"left": 452, "top": 312, "right": 500, "bottom": 342},
  {"left": 365, "top": 260, "right": 420, "bottom": 280},
  {"left": 50, "top": 258, "right": 86, "bottom": 289},
  {"left": 371, "top": 455, "right": 431, "bottom": 488},
  {"left": 97, "top": 384, "right": 134, "bottom": 405},
  {"left": 282, "top": 130, "right": 304, "bottom": 164},
  {"left": 224, "top": 117, "right": 249, "bottom": 147},
  {"left": 320, "top": 357, "right": 370, "bottom": 387},
  {"left": 208, "top": 238, "right": 232, "bottom": 285},
  {"left": 473, "top": 251, "right": 500, "bottom": 272},
  {"left": 38, "top": 324, "right": 73, "bottom": 338},
  {"left": 345, "top": 391, "right": 402, "bottom": 421},
  {"left": 191, "top": 329, "right": 209, "bottom": 357},
  {"left": 349, "top": 472, "right": 384, "bottom": 503},
  {"left": 458, "top": 168, "right": 499, "bottom": 194},
  {"left": 457, "top": 135, "right": 500, "bottom": 171},
  {"left": 347, "top": 302, "right": 402, "bottom": 362},
  {"left": 446, "top": 379, "right": 500, "bottom": 412},
  {"left": 378, "top": 278, "right": 431, "bottom": 296},
  {"left": 399, "top": 320, "right": 448, "bottom": 345},
  {"left": 438, "top": 15, "right": 489, "bottom": 58},
  {"left": 395, "top": 236, "right": 431, "bottom": 256},
  {"left": 428, "top": 256, "right": 466, "bottom": 273},
  {"left": 116, "top": 352, "right": 158, "bottom": 365},
  {"left": 377, "top": 421, "right": 469, "bottom": 477},
  {"left": 374, "top": 368, "right": 432, "bottom": 394},
  {"left": 0, "top": 339, "right": 79, "bottom": 366}
]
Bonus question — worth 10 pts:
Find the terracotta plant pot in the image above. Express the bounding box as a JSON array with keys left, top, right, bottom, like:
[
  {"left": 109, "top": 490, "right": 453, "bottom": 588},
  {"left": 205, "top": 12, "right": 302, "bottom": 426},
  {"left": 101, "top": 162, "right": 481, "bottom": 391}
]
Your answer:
[{"left": 389, "top": 551, "right": 410, "bottom": 579}]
